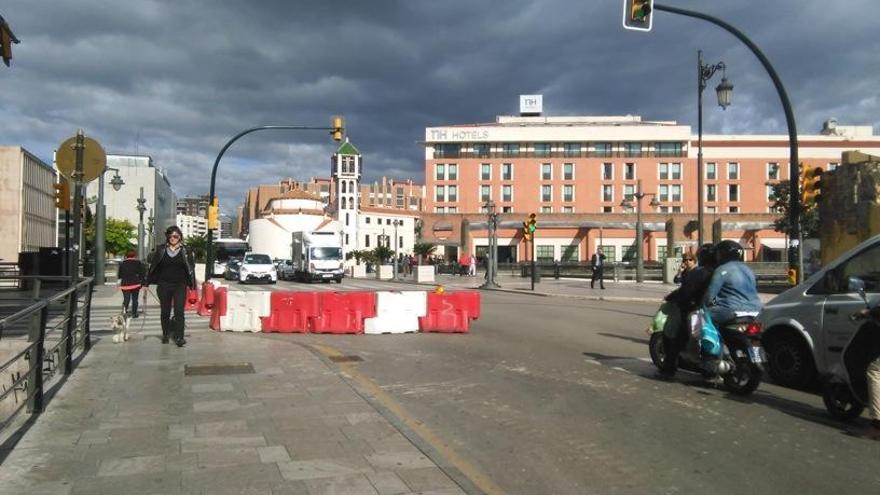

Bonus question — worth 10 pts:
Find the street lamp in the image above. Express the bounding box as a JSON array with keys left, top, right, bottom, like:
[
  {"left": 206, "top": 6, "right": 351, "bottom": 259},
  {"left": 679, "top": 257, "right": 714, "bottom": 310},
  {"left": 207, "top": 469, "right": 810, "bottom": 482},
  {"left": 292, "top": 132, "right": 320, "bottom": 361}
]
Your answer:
[
  {"left": 479, "top": 200, "right": 499, "bottom": 288},
  {"left": 620, "top": 179, "right": 660, "bottom": 283},
  {"left": 136, "top": 187, "right": 147, "bottom": 260},
  {"left": 94, "top": 167, "right": 124, "bottom": 284},
  {"left": 697, "top": 49, "right": 733, "bottom": 247},
  {"left": 392, "top": 219, "right": 402, "bottom": 280}
]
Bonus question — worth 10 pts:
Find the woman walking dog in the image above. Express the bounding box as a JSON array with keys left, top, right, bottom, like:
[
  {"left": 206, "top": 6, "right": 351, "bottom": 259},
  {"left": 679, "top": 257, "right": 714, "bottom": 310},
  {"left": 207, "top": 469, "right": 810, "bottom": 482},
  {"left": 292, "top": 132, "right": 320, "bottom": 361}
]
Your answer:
[{"left": 146, "top": 226, "right": 197, "bottom": 347}]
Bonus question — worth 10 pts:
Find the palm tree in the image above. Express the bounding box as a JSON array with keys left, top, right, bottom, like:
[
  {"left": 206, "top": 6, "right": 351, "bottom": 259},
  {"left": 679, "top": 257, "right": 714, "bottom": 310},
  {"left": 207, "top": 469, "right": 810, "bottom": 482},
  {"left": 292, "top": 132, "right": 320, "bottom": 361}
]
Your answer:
[
  {"left": 372, "top": 245, "right": 394, "bottom": 264},
  {"left": 413, "top": 242, "right": 437, "bottom": 265}
]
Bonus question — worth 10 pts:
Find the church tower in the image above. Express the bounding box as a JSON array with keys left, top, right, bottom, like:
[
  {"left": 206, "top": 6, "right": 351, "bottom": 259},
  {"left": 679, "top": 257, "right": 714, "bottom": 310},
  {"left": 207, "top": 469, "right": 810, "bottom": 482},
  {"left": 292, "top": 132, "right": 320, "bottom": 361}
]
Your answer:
[{"left": 331, "top": 137, "right": 361, "bottom": 254}]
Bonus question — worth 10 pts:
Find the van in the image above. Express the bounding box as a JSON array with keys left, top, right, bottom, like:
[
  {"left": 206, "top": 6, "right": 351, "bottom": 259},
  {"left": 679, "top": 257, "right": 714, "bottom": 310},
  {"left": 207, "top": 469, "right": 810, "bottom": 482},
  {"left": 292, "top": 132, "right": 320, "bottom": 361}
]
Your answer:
[{"left": 758, "top": 234, "right": 880, "bottom": 388}]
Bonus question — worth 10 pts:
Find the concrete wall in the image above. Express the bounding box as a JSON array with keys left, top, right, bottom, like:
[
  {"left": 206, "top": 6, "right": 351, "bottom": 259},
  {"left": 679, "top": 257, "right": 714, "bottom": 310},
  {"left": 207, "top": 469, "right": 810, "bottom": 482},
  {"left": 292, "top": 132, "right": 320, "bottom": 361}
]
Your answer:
[{"left": 0, "top": 146, "right": 56, "bottom": 262}]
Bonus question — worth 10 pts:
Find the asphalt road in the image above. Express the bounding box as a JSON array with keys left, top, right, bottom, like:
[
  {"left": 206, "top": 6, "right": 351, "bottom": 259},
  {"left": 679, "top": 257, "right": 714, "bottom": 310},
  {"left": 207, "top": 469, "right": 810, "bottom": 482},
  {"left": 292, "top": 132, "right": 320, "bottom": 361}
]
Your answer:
[{"left": 252, "top": 286, "right": 880, "bottom": 495}]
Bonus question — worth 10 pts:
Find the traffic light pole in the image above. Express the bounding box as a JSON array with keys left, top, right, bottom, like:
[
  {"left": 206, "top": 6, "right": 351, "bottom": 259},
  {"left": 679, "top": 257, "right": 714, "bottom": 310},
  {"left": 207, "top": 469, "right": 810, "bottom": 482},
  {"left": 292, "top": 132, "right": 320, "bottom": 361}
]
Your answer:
[
  {"left": 205, "top": 125, "right": 337, "bottom": 281},
  {"left": 69, "top": 130, "right": 84, "bottom": 285},
  {"left": 654, "top": 3, "right": 801, "bottom": 282}
]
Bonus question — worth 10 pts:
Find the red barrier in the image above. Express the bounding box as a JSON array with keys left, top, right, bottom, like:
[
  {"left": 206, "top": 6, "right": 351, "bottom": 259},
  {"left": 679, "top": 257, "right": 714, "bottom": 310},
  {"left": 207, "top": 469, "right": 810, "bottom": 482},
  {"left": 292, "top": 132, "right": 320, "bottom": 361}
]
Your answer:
[
  {"left": 261, "top": 291, "right": 320, "bottom": 333},
  {"left": 197, "top": 282, "right": 215, "bottom": 317},
  {"left": 418, "top": 291, "right": 480, "bottom": 333},
  {"left": 184, "top": 287, "right": 200, "bottom": 312},
  {"left": 209, "top": 287, "right": 228, "bottom": 331},
  {"left": 311, "top": 291, "right": 376, "bottom": 334}
]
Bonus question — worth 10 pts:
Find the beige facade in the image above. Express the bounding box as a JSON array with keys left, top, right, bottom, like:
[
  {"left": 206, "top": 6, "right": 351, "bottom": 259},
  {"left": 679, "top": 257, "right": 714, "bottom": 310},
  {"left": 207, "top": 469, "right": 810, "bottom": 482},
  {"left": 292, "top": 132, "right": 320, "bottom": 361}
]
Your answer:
[{"left": 0, "top": 146, "right": 57, "bottom": 262}]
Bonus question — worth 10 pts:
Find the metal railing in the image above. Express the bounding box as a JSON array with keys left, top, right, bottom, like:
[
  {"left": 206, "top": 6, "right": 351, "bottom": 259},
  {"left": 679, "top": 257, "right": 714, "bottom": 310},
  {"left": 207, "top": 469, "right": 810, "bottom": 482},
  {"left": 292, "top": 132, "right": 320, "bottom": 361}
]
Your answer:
[{"left": 0, "top": 276, "right": 94, "bottom": 433}]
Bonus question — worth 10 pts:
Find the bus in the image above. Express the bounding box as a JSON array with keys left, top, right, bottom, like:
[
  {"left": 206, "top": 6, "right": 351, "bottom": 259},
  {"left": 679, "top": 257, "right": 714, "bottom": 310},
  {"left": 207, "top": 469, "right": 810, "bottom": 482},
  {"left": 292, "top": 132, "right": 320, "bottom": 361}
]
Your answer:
[{"left": 213, "top": 238, "right": 249, "bottom": 277}]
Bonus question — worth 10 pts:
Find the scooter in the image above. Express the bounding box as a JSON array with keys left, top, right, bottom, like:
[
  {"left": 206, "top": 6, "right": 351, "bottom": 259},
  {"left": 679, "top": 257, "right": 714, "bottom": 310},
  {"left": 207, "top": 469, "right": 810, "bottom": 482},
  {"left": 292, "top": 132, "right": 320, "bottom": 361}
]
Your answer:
[
  {"left": 822, "top": 279, "right": 879, "bottom": 420},
  {"left": 649, "top": 312, "right": 765, "bottom": 395}
]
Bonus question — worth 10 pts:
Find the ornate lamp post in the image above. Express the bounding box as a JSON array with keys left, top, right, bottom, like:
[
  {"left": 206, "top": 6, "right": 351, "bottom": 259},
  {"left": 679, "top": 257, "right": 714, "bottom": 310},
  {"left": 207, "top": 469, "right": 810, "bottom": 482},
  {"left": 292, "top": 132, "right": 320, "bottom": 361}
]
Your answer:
[
  {"left": 479, "top": 200, "right": 499, "bottom": 288},
  {"left": 94, "top": 167, "right": 124, "bottom": 284},
  {"left": 697, "top": 49, "right": 733, "bottom": 247},
  {"left": 392, "top": 219, "right": 402, "bottom": 280},
  {"left": 620, "top": 179, "right": 660, "bottom": 283},
  {"left": 136, "top": 187, "right": 147, "bottom": 260}
]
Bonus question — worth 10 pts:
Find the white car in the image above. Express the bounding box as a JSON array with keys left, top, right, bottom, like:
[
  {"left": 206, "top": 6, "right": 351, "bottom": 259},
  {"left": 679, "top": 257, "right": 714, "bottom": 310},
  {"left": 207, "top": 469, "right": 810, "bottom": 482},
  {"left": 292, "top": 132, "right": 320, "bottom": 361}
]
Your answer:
[
  {"left": 238, "top": 253, "right": 277, "bottom": 284},
  {"left": 758, "top": 235, "right": 880, "bottom": 388}
]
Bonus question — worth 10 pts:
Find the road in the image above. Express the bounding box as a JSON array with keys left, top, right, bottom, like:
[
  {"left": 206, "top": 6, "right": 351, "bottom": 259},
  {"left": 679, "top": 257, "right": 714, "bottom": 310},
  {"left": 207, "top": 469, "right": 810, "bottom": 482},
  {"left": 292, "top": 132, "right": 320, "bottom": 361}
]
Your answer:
[{"left": 241, "top": 279, "right": 880, "bottom": 494}]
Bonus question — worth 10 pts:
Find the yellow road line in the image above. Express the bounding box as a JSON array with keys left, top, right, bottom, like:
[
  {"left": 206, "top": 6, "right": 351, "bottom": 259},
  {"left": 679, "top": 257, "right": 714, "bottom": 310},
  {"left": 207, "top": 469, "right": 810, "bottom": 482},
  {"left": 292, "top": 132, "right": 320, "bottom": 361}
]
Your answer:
[{"left": 310, "top": 344, "right": 504, "bottom": 495}]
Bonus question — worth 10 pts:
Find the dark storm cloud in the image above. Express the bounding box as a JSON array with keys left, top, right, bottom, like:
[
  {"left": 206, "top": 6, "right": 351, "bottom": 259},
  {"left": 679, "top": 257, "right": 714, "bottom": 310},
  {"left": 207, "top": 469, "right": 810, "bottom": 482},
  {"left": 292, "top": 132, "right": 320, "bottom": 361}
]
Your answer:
[{"left": 2, "top": 1, "right": 877, "bottom": 213}]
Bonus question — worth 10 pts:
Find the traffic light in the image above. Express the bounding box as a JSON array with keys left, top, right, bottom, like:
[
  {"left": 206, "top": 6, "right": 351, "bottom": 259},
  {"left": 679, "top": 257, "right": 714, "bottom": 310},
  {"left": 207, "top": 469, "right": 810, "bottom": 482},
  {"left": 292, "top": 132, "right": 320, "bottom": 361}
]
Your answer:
[
  {"left": 622, "top": 0, "right": 653, "bottom": 32},
  {"left": 331, "top": 116, "right": 344, "bottom": 142},
  {"left": 521, "top": 213, "right": 537, "bottom": 241},
  {"left": 207, "top": 198, "right": 219, "bottom": 230},
  {"left": 522, "top": 220, "right": 531, "bottom": 241},
  {"left": 0, "top": 15, "right": 19, "bottom": 67},
  {"left": 787, "top": 267, "right": 797, "bottom": 286},
  {"left": 54, "top": 179, "right": 70, "bottom": 210},
  {"left": 801, "top": 165, "right": 824, "bottom": 206}
]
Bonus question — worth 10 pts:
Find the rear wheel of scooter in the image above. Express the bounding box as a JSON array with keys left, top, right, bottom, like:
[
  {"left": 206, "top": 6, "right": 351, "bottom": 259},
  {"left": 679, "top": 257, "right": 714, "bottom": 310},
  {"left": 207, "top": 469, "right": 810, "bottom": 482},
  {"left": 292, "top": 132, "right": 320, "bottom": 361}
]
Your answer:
[
  {"left": 722, "top": 340, "right": 762, "bottom": 395},
  {"left": 648, "top": 332, "right": 666, "bottom": 370},
  {"left": 822, "top": 381, "right": 864, "bottom": 421}
]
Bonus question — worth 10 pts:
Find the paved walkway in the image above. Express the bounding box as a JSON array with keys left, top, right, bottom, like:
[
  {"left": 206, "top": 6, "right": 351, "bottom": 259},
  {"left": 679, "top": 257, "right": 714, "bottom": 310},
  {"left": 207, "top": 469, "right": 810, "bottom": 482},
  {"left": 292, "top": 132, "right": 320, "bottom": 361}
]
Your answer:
[{"left": 0, "top": 286, "right": 466, "bottom": 495}]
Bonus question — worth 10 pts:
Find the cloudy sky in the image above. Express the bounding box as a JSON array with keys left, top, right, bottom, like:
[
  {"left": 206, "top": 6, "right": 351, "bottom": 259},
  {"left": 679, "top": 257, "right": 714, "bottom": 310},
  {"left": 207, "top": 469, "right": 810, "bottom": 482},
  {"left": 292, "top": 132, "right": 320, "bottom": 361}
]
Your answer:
[{"left": 2, "top": 1, "right": 877, "bottom": 214}]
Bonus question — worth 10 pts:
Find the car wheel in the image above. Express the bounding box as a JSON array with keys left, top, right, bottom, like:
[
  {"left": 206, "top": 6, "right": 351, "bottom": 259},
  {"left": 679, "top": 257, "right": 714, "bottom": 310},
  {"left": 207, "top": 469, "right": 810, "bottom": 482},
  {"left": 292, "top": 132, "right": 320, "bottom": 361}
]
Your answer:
[{"left": 765, "top": 334, "right": 816, "bottom": 389}]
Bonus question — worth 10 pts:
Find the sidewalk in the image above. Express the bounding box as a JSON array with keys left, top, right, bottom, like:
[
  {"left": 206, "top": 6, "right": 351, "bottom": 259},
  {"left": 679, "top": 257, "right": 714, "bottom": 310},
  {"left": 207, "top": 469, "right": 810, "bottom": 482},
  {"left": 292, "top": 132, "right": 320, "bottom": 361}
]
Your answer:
[
  {"left": 0, "top": 286, "right": 466, "bottom": 495},
  {"left": 394, "top": 273, "right": 780, "bottom": 304}
]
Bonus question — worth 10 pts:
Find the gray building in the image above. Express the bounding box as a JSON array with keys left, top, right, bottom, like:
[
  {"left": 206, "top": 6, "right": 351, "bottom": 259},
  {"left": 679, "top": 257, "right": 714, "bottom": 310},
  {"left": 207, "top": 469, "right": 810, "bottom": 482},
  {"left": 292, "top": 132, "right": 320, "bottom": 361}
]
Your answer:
[{"left": 0, "top": 146, "right": 57, "bottom": 262}]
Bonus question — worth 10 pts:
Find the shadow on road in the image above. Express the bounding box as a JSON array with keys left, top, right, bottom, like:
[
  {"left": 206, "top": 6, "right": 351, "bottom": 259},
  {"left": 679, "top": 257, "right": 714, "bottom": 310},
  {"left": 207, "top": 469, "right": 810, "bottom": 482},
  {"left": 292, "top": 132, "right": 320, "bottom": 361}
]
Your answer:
[{"left": 596, "top": 332, "right": 649, "bottom": 345}]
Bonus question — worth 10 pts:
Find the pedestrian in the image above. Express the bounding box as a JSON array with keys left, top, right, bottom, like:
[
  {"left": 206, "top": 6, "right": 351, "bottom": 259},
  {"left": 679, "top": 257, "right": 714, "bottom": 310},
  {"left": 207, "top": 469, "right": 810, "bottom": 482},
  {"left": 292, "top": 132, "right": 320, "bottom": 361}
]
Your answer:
[
  {"left": 458, "top": 253, "right": 468, "bottom": 276},
  {"left": 673, "top": 252, "right": 697, "bottom": 284},
  {"left": 590, "top": 247, "right": 606, "bottom": 289},
  {"left": 117, "top": 250, "right": 145, "bottom": 318},
  {"left": 146, "top": 225, "right": 197, "bottom": 346},
  {"left": 468, "top": 253, "right": 477, "bottom": 277}
]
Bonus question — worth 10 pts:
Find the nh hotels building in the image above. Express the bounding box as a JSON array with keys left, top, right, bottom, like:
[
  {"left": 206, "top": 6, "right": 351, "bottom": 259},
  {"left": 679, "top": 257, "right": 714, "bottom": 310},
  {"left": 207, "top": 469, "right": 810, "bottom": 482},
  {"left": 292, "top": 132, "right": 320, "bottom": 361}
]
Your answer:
[{"left": 421, "top": 103, "right": 880, "bottom": 264}]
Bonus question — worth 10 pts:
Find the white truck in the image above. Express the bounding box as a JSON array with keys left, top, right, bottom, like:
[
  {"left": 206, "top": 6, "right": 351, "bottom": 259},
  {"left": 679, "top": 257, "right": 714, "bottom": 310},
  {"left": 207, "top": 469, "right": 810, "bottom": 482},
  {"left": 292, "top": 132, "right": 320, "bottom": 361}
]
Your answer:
[{"left": 290, "top": 231, "right": 344, "bottom": 283}]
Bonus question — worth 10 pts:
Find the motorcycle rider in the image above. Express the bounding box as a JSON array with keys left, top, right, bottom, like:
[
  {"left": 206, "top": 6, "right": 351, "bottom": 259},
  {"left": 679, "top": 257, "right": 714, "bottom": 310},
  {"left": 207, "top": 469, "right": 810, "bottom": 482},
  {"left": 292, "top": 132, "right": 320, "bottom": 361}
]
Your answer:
[
  {"left": 702, "top": 240, "right": 762, "bottom": 328},
  {"left": 659, "top": 244, "right": 716, "bottom": 377}
]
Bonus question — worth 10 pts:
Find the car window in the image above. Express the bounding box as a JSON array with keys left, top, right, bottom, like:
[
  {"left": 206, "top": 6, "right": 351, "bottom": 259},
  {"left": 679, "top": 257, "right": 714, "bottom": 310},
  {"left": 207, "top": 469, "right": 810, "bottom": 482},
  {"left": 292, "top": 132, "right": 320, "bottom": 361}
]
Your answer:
[
  {"left": 244, "top": 254, "right": 272, "bottom": 264},
  {"left": 824, "top": 243, "right": 880, "bottom": 294}
]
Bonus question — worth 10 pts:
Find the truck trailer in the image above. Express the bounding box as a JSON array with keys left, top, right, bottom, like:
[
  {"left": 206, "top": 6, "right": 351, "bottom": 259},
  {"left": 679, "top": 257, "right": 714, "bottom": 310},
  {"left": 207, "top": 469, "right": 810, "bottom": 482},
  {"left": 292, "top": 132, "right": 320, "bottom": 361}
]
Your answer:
[{"left": 290, "top": 231, "right": 344, "bottom": 283}]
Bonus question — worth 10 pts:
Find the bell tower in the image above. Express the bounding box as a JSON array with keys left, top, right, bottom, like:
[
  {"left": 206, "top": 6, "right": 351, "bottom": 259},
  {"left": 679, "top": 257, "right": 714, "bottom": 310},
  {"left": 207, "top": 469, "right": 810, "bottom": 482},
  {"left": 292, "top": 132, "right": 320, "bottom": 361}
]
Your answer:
[{"left": 331, "top": 137, "right": 362, "bottom": 253}]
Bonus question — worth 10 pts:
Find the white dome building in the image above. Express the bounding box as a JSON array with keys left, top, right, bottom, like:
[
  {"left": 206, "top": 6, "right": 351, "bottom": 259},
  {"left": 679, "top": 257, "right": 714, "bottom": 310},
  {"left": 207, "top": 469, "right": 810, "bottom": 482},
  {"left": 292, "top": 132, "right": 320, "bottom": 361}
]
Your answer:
[{"left": 247, "top": 189, "right": 341, "bottom": 260}]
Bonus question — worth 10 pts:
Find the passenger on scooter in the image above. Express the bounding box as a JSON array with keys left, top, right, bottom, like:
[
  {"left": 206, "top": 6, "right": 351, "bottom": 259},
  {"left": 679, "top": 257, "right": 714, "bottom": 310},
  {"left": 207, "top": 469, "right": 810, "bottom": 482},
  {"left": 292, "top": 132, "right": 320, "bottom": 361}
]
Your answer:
[
  {"left": 702, "top": 240, "right": 762, "bottom": 326},
  {"left": 659, "top": 244, "right": 716, "bottom": 376},
  {"left": 857, "top": 305, "right": 880, "bottom": 439}
]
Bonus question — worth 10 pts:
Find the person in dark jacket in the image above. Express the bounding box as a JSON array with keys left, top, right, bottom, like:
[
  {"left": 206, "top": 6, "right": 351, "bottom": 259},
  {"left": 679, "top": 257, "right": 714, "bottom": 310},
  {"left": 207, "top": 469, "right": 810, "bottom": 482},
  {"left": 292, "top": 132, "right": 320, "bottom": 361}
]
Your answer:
[
  {"left": 590, "top": 248, "right": 606, "bottom": 289},
  {"left": 117, "top": 250, "right": 146, "bottom": 318},
  {"left": 146, "top": 226, "right": 196, "bottom": 346}
]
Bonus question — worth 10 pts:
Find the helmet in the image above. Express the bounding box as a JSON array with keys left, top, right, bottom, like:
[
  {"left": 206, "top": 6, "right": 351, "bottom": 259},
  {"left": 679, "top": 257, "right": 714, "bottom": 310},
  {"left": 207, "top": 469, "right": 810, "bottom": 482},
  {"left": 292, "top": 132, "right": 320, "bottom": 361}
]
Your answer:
[
  {"left": 715, "top": 240, "right": 744, "bottom": 264},
  {"left": 696, "top": 243, "right": 716, "bottom": 267}
]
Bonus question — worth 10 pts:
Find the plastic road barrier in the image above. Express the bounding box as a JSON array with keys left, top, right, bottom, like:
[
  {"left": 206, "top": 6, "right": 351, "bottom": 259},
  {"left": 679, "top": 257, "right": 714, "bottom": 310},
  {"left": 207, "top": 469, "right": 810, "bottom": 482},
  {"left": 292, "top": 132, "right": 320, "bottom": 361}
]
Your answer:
[
  {"left": 209, "top": 287, "right": 228, "bottom": 331},
  {"left": 261, "top": 291, "right": 321, "bottom": 333},
  {"left": 219, "top": 291, "right": 271, "bottom": 332},
  {"left": 418, "top": 291, "right": 480, "bottom": 333},
  {"left": 184, "top": 287, "right": 200, "bottom": 312},
  {"left": 197, "top": 281, "right": 216, "bottom": 317},
  {"left": 364, "top": 291, "right": 427, "bottom": 334},
  {"left": 311, "top": 291, "right": 376, "bottom": 334}
]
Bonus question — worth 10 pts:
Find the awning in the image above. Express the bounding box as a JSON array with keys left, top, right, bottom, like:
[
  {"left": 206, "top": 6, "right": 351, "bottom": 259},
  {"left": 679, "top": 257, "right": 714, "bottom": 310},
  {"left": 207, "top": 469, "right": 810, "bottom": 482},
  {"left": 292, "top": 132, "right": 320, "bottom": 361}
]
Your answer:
[{"left": 760, "top": 238, "right": 787, "bottom": 249}]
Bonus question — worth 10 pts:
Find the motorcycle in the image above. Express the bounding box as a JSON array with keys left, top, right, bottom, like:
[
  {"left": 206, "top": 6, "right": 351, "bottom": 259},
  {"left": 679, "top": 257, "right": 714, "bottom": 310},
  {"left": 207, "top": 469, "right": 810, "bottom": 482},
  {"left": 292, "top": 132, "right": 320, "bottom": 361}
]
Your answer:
[
  {"left": 649, "top": 310, "right": 765, "bottom": 395},
  {"left": 821, "top": 278, "right": 879, "bottom": 420}
]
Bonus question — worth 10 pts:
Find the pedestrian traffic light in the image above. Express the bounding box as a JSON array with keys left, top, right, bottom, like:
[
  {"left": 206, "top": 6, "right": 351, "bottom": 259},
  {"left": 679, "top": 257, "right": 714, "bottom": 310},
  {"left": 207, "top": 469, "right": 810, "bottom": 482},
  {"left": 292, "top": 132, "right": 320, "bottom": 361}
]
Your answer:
[
  {"left": 331, "top": 116, "right": 344, "bottom": 142},
  {"left": 801, "top": 166, "right": 824, "bottom": 206},
  {"left": 0, "top": 15, "right": 19, "bottom": 67},
  {"left": 207, "top": 198, "right": 219, "bottom": 230},
  {"left": 622, "top": 0, "right": 653, "bottom": 32},
  {"left": 54, "top": 179, "right": 70, "bottom": 210}
]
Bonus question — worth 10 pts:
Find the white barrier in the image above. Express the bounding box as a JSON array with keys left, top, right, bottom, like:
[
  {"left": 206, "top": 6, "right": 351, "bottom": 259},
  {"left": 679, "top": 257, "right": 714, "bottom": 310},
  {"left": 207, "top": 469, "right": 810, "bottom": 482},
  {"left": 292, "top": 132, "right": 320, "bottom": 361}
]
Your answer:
[
  {"left": 219, "top": 291, "right": 271, "bottom": 332},
  {"left": 364, "top": 291, "right": 427, "bottom": 334}
]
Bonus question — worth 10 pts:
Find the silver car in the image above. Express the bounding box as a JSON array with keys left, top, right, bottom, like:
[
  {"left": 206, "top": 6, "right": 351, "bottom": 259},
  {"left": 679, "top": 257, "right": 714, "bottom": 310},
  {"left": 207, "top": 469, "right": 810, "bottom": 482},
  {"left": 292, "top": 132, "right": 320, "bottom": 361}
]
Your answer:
[{"left": 758, "top": 235, "right": 880, "bottom": 388}]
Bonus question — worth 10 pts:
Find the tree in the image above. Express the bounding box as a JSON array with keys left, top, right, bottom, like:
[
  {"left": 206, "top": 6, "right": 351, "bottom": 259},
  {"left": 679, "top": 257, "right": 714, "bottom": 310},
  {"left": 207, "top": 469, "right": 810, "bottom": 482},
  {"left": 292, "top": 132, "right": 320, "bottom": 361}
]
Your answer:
[
  {"left": 85, "top": 216, "right": 136, "bottom": 257},
  {"left": 767, "top": 181, "right": 820, "bottom": 238},
  {"left": 186, "top": 234, "right": 207, "bottom": 262},
  {"left": 371, "top": 245, "right": 393, "bottom": 264},
  {"left": 413, "top": 242, "right": 437, "bottom": 265}
]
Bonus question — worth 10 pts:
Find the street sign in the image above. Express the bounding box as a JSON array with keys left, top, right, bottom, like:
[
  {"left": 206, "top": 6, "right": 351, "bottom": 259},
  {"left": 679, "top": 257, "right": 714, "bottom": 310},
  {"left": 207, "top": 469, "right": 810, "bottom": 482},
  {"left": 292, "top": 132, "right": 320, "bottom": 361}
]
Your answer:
[{"left": 56, "top": 135, "right": 106, "bottom": 183}]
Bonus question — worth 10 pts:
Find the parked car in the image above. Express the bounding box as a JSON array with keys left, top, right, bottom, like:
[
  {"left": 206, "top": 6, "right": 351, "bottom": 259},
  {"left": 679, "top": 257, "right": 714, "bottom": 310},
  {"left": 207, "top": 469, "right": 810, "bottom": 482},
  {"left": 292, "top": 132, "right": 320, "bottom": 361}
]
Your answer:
[
  {"left": 223, "top": 258, "right": 242, "bottom": 281},
  {"left": 278, "top": 259, "right": 295, "bottom": 281},
  {"left": 758, "top": 235, "right": 880, "bottom": 389},
  {"left": 238, "top": 253, "right": 277, "bottom": 284}
]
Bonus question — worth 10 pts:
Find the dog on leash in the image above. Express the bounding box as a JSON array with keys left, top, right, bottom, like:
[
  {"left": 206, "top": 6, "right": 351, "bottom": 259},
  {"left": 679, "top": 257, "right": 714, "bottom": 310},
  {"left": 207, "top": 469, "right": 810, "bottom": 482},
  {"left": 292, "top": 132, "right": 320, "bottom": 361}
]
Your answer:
[{"left": 110, "top": 312, "right": 131, "bottom": 343}]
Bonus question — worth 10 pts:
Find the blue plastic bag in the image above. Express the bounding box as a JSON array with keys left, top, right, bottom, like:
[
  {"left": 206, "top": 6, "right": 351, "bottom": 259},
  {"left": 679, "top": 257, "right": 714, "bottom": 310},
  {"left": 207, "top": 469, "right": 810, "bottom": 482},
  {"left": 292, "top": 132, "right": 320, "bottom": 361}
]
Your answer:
[{"left": 699, "top": 308, "right": 722, "bottom": 357}]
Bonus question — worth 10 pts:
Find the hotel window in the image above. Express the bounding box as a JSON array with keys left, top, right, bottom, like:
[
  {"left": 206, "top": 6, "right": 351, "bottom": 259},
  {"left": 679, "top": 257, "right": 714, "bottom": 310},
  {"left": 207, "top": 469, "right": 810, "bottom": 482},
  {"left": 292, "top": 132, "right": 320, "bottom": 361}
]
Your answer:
[
  {"left": 536, "top": 246, "right": 555, "bottom": 261},
  {"left": 561, "top": 245, "right": 579, "bottom": 262},
  {"left": 671, "top": 163, "right": 681, "bottom": 180},
  {"left": 563, "top": 206, "right": 574, "bottom": 213},
  {"left": 502, "top": 143, "right": 520, "bottom": 157},
  {"left": 502, "top": 206, "right": 512, "bottom": 213},
  {"left": 447, "top": 185, "right": 458, "bottom": 202},
  {"left": 594, "top": 142, "right": 612, "bottom": 157},
  {"left": 659, "top": 163, "right": 668, "bottom": 179},
  {"left": 706, "top": 206, "right": 716, "bottom": 213},
  {"left": 767, "top": 162, "right": 780, "bottom": 180},
  {"left": 447, "top": 206, "right": 457, "bottom": 213},
  {"left": 727, "top": 162, "right": 740, "bottom": 180},
  {"left": 706, "top": 184, "right": 717, "bottom": 202},
  {"left": 659, "top": 184, "right": 669, "bottom": 202},
  {"left": 729, "top": 206, "right": 739, "bottom": 213},
  {"left": 534, "top": 143, "right": 551, "bottom": 157},
  {"left": 563, "top": 163, "right": 574, "bottom": 180},
  {"left": 671, "top": 184, "right": 682, "bottom": 202},
  {"left": 447, "top": 164, "right": 458, "bottom": 180},
  {"left": 564, "top": 142, "right": 581, "bottom": 157},
  {"left": 624, "top": 163, "right": 636, "bottom": 180},
  {"left": 435, "top": 164, "right": 445, "bottom": 181},
  {"left": 481, "top": 163, "right": 491, "bottom": 180},
  {"left": 480, "top": 185, "right": 491, "bottom": 201},
  {"left": 623, "top": 142, "right": 642, "bottom": 157},
  {"left": 729, "top": 184, "right": 740, "bottom": 202},
  {"left": 655, "top": 142, "right": 683, "bottom": 157},
  {"left": 541, "top": 206, "right": 553, "bottom": 213},
  {"left": 671, "top": 206, "right": 682, "bottom": 212},
  {"left": 603, "top": 206, "right": 613, "bottom": 213},
  {"left": 602, "top": 163, "right": 614, "bottom": 180},
  {"left": 434, "top": 143, "right": 460, "bottom": 158},
  {"left": 435, "top": 185, "right": 445, "bottom": 202},
  {"left": 624, "top": 184, "right": 635, "bottom": 201},
  {"left": 434, "top": 207, "right": 445, "bottom": 213},
  {"left": 541, "top": 163, "right": 552, "bottom": 180},
  {"left": 474, "top": 143, "right": 490, "bottom": 158},
  {"left": 563, "top": 185, "right": 574, "bottom": 202},
  {"left": 766, "top": 185, "right": 775, "bottom": 202},
  {"left": 502, "top": 163, "right": 513, "bottom": 181},
  {"left": 602, "top": 185, "right": 614, "bottom": 202},
  {"left": 502, "top": 185, "right": 513, "bottom": 202},
  {"left": 706, "top": 162, "right": 717, "bottom": 180},
  {"left": 541, "top": 185, "right": 553, "bottom": 202}
]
